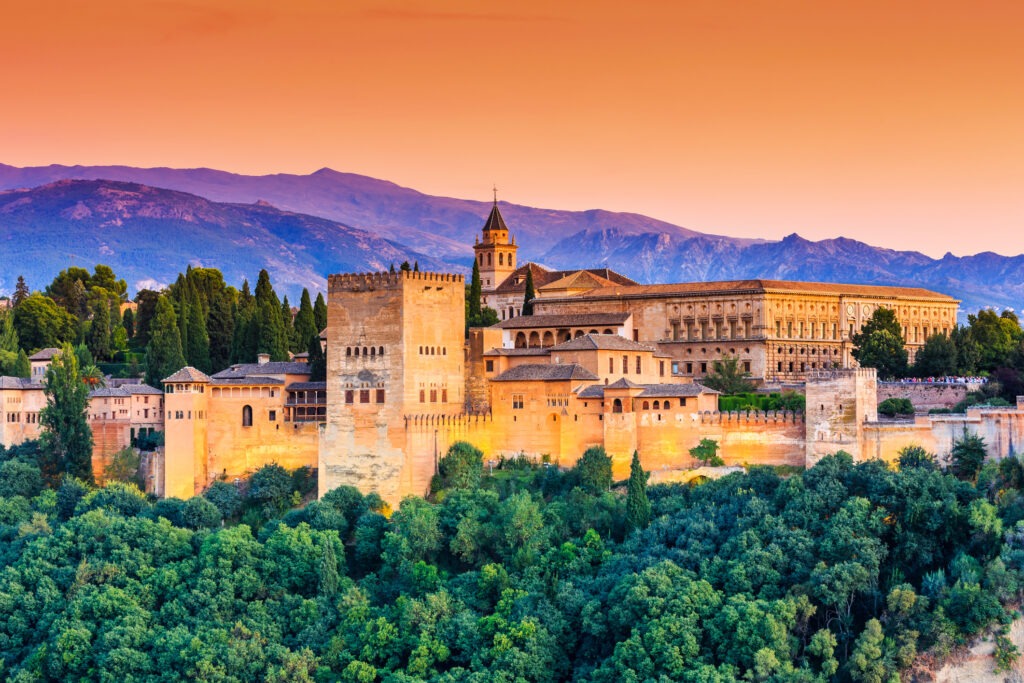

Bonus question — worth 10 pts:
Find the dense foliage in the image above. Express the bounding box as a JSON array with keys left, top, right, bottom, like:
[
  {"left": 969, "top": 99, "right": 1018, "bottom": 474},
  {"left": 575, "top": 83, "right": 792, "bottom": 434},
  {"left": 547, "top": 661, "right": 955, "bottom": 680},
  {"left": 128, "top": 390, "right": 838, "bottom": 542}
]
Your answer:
[{"left": 2, "top": 440, "right": 1021, "bottom": 681}]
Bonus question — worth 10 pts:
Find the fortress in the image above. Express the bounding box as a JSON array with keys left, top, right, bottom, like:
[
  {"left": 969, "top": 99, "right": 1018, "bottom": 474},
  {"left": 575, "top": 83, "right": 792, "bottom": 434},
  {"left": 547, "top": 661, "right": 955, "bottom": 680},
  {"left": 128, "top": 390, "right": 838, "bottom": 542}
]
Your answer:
[{"left": 4, "top": 202, "right": 1020, "bottom": 502}]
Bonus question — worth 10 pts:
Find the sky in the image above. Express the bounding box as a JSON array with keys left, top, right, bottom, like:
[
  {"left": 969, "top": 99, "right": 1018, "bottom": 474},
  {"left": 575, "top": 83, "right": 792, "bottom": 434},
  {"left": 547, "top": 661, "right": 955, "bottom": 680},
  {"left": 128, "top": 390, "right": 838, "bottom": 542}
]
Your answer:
[{"left": 1, "top": 0, "right": 1022, "bottom": 258}]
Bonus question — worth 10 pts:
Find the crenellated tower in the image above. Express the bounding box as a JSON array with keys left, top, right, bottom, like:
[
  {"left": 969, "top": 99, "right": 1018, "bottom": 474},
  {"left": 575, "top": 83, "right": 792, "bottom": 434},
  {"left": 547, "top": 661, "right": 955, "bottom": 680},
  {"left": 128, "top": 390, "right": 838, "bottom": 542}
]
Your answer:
[{"left": 473, "top": 198, "right": 518, "bottom": 291}]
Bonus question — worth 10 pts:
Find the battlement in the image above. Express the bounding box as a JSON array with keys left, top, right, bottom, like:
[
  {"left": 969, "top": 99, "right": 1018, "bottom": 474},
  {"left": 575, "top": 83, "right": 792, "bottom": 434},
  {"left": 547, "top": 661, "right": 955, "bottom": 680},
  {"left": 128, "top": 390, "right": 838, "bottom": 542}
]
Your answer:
[
  {"left": 698, "top": 410, "right": 805, "bottom": 425},
  {"left": 328, "top": 270, "right": 465, "bottom": 293},
  {"left": 806, "top": 368, "right": 877, "bottom": 382},
  {"left": 404, "top": 412, "right": 493, "bottom": 427}
]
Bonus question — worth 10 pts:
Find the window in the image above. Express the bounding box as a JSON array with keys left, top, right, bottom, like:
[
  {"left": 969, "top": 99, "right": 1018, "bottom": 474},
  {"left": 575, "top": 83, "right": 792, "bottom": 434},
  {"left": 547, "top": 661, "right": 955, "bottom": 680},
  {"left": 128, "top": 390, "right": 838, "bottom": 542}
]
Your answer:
[
  {"left": 609, "top": 358, "right": 614, "bottom": 373},
  {"left": 700, "top": 362, "right": 707, "bottom": 374},
  {"left": 242, "top": 405, "right": 252, "bottom": 427},
  {"left": 622, "top": 355, "right": 628, "bottom": 373},
  {"left": 642, "top": 401, "right": 650, "bottom": 410},
  {"left": 269, "top": 410, "right": 276, "bottom": 422},
  {"left": 442, "top": 389, "right": 448, "bottom": 402},
  {"left": 635, "top": 356, "right": 642, "bottom": 374},
  {"left": 486, "top": 360, "right": 494, "bottom": 372},
  {"left": 430, "top": 389, "right": 437, "bottom": 403},
  {"left": 659, "top": 361, "right": 665, "bottom": 377},
  {"left": 743, "top": 361, "right": 751, "bottom": 373},
  {"left": 345, "top": 390, "right": 354, "bottom": 404},
  {"left": 419, "top": 390, "right": 425, "bottom": 403},
  {"left": 376, "top": 389, "right": 385, "bottom": 403},
  {"left": 512, "top": 394, "right": 524, "bottom": 410},
  {"left": 612, "top": 398, "right": 623, "bottom": 413},
  {"left": 686, "top": 362, "right": 693, "bottom": 374},
  {"left": 360, "top": 390, "right": 370, "bottom": 403}
]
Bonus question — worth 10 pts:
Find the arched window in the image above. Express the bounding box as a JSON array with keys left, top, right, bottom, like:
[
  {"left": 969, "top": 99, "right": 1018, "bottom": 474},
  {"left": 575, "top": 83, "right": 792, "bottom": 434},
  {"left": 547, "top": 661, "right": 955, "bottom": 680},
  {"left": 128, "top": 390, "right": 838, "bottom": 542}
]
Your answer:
[
  {"left": 515, "top": 332, "right": 527, "bottom": 348},
  {"left": 479, "top": 254, "right": 484, "bottom": 265},
  {"left": 354, "top": 347, "right": 360, "bottom": 356},
  {"left": 346, "top": 347, "right": 352, "bottom": 356},
  {"left": 242, "top": 405, "right": 253, "bottom": 427},
  {"left": 653, "top": 400, "right": 661, "bottom": 409},
  {"left": 370, "top": 347, "right": 376, "bottom": 356},
  {"left": 603, "top": 329, "right": 613, "bottom": 334},
  {"left": 379, "top": 346, "right": 384, "bottom": 356},
  {"left": 487, "top": 253, "right": 492, "bottom": 266},
  {"left": 499, "top": 253, "right": 504, "bottom": 265},
  {"left": 642, "top": 401, "right": 650, "bottom": 410},
  {"left": 528, "top": 331, "right": 540, "bottom": 348},
  {"left": 443, "top": 347, "right": 447, "bottom": 355},
  {"left": 509, "top": 255, "right": 514, "bottom": 267},
  {"left": 363, "top": 347, "right": 368, "bottom": 356},
  {"left": 542, "top": 331, "right": 554, "bottom": 347},
  {"left": 612, "top": 398, "right": 623, "bottom": 413}
]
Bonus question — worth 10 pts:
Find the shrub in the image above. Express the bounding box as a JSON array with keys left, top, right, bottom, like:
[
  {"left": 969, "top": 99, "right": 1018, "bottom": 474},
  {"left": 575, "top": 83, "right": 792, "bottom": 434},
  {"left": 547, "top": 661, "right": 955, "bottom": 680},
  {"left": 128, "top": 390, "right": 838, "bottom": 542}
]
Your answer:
[
  {"left": 574, "top": 446, "right": 612, "bottom": 494},
  {"left": 437, "top": 441, "right": 484, "bottom": 491},
  {"left": 878, "top": 398, "right": 914, "bottom": 417},
  {"left": 0, "top": 460, "right": 44, "bottom": 499},
  {"left": 204, "top": 481, "right": 242, "bottom": 521},
  {"left": 181, "top": 496, "right": 222, "bottom": 529}
]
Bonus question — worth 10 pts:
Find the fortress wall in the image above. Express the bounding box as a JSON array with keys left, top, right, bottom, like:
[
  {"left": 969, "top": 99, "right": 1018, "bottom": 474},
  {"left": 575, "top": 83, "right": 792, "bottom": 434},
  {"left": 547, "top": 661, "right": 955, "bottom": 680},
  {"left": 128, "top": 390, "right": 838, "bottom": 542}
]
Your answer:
[
  {"left": 877, "top": 382, "right": 973, "bottom": 412},
  {"left": 91, "top": 420, "right": 131, "bottom": 484}
]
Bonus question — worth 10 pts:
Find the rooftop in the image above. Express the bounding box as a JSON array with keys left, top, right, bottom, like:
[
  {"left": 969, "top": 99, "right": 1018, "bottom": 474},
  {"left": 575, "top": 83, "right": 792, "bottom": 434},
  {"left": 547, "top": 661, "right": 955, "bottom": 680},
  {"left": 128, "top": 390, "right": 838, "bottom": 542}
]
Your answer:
[
  {"left": 549, "top": 333, "right": 655, "bottom": 352},
  {"left": 494, "top": 312, "right": 631, "bottom": 330},
  {"left": 493, "top": 263, "right": 636, "bottom": 295},
  {"left": 28, "top": 347, "right": 61, "bottom": 361},
  {"left": 0, "top": 376, "right": 44, "bottom": 390},
  {"left": 491, "top": 363, "right": 600, "bottom": 382},
  {"left": 163, "top": 367, "right": 212, "bottom": 383},
  {"left": 577, "top": 382, "right": 714, "bottom": 399},
  {"left": 211, "top": 361, "right": 312, "bottom": 379},
  {"left": 211, "top": 377, "right": 284, "bottom": 386},
  {"left": 548, "top": 279, "right": 957, "bottom": 302},
  {"left": 287, "top": 381, "right": 328, "bottom": 391}
]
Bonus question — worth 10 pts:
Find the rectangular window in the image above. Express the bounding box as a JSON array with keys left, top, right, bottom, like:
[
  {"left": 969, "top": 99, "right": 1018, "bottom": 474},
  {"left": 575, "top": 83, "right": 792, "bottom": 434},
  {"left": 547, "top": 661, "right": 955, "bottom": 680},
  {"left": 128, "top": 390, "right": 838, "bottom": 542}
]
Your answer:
[
  {"left": 775, "top": 321, "right": 781, "bottom": 337},
  {"left": 269, "top": 410, "right": 276, "bottom": 421},
  {"left": 635, "top": 356, "right": 642, "bottom": 374},
  {"left": 671, "top": 320, "right": 680, "bottom": 340},
  {"left": 659, "top": 361, "right": 665, "bottom": 377},
  {"left": 609, "top": 358, "right": 614, "bottom": 373},
  {"left": 442, "top": 389, "right": 448, "bottom": 403},
  {"left": 430, "top": 389, "right": 437, "bottom": 403},
  {"left": 679, "top": 398, "right": 687, "bottom": 407},
  {"left": 787, "top": 321, "right": 793, "bottom": 337},
  {"left": 700, "top": 362, "right": 707, "bottom": 374},
  {"left": 622, "top": 355, "right": 628, "bottom": 373},
  {"left": 360, "top": 390, "right": 370, "bottom": 403},
  {"left": 512, "top": 394, "right": 524, "bottom": 410},
  {"left": 633, "top": 329, "right": 639, "bottom": 342},
  {"left": 376, "top": 389, "right": 385, "bottom": 403},
  {"left": 743, "top": 361, "right": 751, "bottom": 373},
  {"left": 345, "top": 390, "right": 354, "bottom": 404},
  {"left": 833, "top": 323, "right": 838, "bottom": 340},
  {"left": 419, "top": 390, "right": 425, "bottom": 403},
  {"left": 485, "top": 360, "right": 494, "bottom": 372},
  {"left": 686, "top": 362, "right": 693, "bottom": 374}
]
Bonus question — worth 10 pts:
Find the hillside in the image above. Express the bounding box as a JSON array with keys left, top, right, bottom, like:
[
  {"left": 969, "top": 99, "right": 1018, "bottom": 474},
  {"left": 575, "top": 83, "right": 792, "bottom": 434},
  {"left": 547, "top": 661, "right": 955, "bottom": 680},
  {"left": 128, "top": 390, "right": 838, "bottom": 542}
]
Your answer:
[
  {"left": 0, "top": 164, "right": 1022, "bottom": 311},
  {"left": 0, "top": 179, "right": 442, "bottom": 295}
]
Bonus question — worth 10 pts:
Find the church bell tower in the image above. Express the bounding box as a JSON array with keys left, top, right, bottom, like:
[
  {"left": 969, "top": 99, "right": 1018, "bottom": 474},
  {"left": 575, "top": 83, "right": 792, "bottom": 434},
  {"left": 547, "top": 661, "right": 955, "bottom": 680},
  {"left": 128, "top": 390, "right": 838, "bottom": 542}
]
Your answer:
[{"left": 473, "top": 191, "right": 518, "bottom": 292}]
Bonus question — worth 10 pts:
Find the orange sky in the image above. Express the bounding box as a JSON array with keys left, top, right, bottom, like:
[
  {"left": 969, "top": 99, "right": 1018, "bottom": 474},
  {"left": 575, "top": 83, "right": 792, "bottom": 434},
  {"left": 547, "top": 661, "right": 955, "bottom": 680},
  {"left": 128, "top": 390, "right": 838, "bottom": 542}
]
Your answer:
[{"left": 2, "top": 0, "right": 1022, "bottom": 257}]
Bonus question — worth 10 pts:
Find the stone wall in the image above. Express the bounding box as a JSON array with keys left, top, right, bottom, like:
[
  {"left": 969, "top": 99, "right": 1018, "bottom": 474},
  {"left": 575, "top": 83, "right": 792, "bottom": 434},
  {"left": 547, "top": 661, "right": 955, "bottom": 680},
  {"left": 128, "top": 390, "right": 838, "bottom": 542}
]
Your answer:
[{"left": 876, "top": 382, "right": 975, "bottom": 412}]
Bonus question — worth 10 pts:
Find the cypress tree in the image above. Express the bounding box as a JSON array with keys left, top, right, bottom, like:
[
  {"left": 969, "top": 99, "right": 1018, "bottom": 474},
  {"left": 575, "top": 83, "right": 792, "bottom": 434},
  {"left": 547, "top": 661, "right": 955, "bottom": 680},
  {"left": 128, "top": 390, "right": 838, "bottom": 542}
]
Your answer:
[
  {"left": 389, "top": 263, "right": 396, "bottom": 273},
  {"left": 319, "top": 540, "right": 340, "bottom": 598},
  {"left": 39, "top": 343, "right": 94, "bottom": 483},
  {"left": 176, "top": 296, "right": 189, "bottom": 364},
  {"left": 186, "top": 288, "right": 211, "bottom": 373},
  {"left": 469, "top": 260, "right": 483, "bottom": 324},
  {"left": 625, "top": 450, "right": 651, "bottom": 532},
  {"left": 13, "top": 349, "right": 30, "bottom": 378},
  {"left": 207, "top": 294, "right": 234, "bottom": 372},
  {"left": 413, "top": 261, "right": 420, "bottom": 272},
  {"left": 308, "top": 336, "right": 326, "bottom": 382},
  {"left": 86, "top": 299, "right": 111, "bottom": 361},
  {"left": 122, "top": 308, "right": 135, "bottom": 339},
  {"left": 294, "top": 289, "right": 318, "bottom": 352},
  {"left": 522, "top": 267, "right": 536, "bottom": 316},
  {"left": 281, "top": 295, "right": 297, "bottom": 352},
  {"left": 313, "top": 292, "right": 327, "bottom": 333},
  {"left": 145, "top": 295, "right": 186, "bottom": 387},
  {"left": 0, "top": 311, "right": 18, "bottom": 354}
]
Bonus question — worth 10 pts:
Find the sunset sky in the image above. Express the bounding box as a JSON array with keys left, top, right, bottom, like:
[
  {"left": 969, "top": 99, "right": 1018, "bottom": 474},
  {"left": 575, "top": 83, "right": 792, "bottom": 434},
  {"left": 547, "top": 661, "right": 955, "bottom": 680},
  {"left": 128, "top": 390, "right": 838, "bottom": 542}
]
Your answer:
[{"left": 2, "top": 0, "right": 1022, "bottom": 257}]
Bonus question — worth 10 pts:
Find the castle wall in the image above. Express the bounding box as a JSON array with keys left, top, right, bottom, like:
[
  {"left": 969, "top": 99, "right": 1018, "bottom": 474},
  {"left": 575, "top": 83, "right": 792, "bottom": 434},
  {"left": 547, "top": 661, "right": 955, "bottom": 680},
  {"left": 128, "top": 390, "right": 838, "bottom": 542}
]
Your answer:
[
  {"left": 876, "top": 382, "right": 974, "bottom": 412},
  {"left": 805, "top": 368, "right": 878, "bottom": 465},
  {"left": 91, "top": 419, "right": 131, "bottom": 484}
]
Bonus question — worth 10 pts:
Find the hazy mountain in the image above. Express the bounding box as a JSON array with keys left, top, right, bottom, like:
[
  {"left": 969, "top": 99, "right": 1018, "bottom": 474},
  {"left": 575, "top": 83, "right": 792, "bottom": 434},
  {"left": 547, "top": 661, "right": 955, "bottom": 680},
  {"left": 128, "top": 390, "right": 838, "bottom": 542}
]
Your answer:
[
  {"left": 0, "top": 163, "right": 1021, "bottom": 312},
  {"left": 0, "top": 179, "right": 443, "bottom": 296}
]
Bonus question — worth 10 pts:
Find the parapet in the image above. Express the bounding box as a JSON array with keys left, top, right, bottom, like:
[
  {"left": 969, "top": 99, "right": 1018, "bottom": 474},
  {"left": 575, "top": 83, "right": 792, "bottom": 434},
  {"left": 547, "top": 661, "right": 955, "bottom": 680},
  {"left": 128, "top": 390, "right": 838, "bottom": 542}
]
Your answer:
[
  {"left": 806, "top": 368, "right": 877, "bottom": 383},
  {"left": 699, "top": 409, "right": 804, "bottom": 425},
  {"left": 328, "top": 270, "right": 465, "bottom": 293}
]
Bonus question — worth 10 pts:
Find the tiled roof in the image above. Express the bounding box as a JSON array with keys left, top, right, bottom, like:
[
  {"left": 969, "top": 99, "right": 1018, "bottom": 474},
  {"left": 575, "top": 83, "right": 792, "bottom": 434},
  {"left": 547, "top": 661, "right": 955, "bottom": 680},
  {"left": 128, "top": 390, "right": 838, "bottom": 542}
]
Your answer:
[
  {"left": 491, "top": 363, "right": 599, "bottom": 382},
  {"left": 550, "top": 279, "right": 957, "bottom": 302},
  {"left": 0, "top": 376, "right": 43, "bottom": 390},
  {"left": 481, "top": 203, "right": 509, "bottom": 233},
  {"left": 120, "top": 383, "right": 163, "bottom": 395},
  {"left": 494, "top": 312, "right": 631, "bottom": 330},
  {"left": 538, "top": 270, "right": 621, "bottom": 292},
  {"left": 576, "top": 382, "right": 715, "bottom": 399},
  {"left": 606, "top": 378, "right": 643, "bottom": 389},
  {"left": 89, "top": 387, "right": 129, "bottom": 398},
  {"left": 211, "top": 362, "right": 311, "bottom": 379},
  {"left": 549, "top": 334, "right": 655, "bottom": 352},
  {"left": 482, "top": 348, "right": 551, "bottom": 357},
  {"left": 211, "top": 377, "right": 284, "bottom": 386},
  {"left": 287, "top": 381, "right": 327, "bottom": 391},
  {"left": 163, "top": 367, "right": 212, "bottom": 383},
  {"left": 28, "top": 347, "right": 61, "bottom": 361},
  {"left": 493, "top": 264, "right": 636, "bottom": 295}
]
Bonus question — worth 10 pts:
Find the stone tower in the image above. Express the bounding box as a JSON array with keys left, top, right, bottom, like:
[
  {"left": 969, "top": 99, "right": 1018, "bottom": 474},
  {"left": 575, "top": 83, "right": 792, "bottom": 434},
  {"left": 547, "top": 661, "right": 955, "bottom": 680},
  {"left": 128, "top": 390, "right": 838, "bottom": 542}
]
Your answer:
[
  {"left": 805, "top": 367, "right": 878, "bottom": 466},
  {"left": 473, "top": 200, "right": 518, "bottom": 291},
  {"left": 161, "top": 367, "right": 211, "bottom": 499},
  {"left": 319, "top": 270, "right": 466, "bottom": 503}
]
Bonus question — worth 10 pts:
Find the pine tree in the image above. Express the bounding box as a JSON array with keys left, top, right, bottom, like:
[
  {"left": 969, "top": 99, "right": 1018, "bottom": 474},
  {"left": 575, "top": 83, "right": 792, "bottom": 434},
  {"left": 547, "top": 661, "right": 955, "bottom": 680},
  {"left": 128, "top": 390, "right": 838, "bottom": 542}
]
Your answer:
[
  {"left": 413, "top": 261, "right": 419, "bottom": 272},
  {"left": 13, "top": 275, "right": 28, "bottom": 307},
  {"left": 308, "top": 336, "right": 326, "bottom": 382},
  {"left": 469, "top": 260, "right": 483, "bottom": 324},
  {"left": 145, "top": 295, "right": 186, "bottom": 387},
  {"left": 625, "top": 451, "right": 651, "bottom": 532},
  {"left": 294, "top": 289, "right": 318, "bottom": 352},
  {"left": 86, "top": 299, "right": 111, "bottom": 361},
  {"left": 389, "top": 263, "right": 396, "bottom": 273},
  {"left": 313, "top": 292, "right": 327, "bottom": 334},
  {"left": 39, "top": 343, "right": 94, "bottom": 483},
  {"left": 522, "top": 267, "right": 536, "bottom": 316}
]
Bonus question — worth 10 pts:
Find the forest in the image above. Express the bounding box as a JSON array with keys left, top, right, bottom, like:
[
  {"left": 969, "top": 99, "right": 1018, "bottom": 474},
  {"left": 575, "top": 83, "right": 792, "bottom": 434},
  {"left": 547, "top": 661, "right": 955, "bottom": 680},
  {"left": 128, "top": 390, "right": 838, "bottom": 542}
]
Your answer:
[{"left": 1, "top": 436, "right": 1023, "bottom": 682}]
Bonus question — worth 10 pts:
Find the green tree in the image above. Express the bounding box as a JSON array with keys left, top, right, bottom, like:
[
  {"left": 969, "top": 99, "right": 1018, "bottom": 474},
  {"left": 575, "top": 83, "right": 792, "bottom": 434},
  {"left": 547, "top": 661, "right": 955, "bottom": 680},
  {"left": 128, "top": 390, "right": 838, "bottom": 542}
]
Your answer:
[
  {"left": 0, "top": 310, "right": 19, "bottom": 354},
  {"left": 185, "top": 287, "right": 211, "bottom": 373},
  {"left": 853, "top": 308, "right": 908, "bottom": 379},
  {"left": 12, "top": 348, "right": 30, "bottom": 378},
  {"left": 897, "top": 445, "right": 937, "bottom": 471},
  {"left": 307, "top": 336, "right": 326, "bottom": 382},
  {"left": 950, "top": 431, "right": 987, "bottom": 482},
  {"left": 122, "top": 307, "right": 135, "bottom": 339},
  {"left": 133, "top": 289, "right": 161, "bottom": 346},
  {"left": 86, "top": 298, "right": 112, "bottom": 361},
  {"left": 104, "top": 446, "right": 142, "bottom": 487},
  {"left": 468, "top": 260, "right": 483, "bottom": 323},
  {"left": 13, "top": 292, "right": 77, "bottom": 350},
  {"left": 913, "top": 333, "right": 958, "bottom": 377},
  {"left": 522, "top": 267, "right": 536, "bottom": 316},
  {"left": 625, "top": 451, "right": 651, "bottom": 532},
  {"left": 952, "top": 325, "right": 981, "bottom": 374},
  {"left": 39, "top": 343, "right": 94, "bottom": 483},
  {"left": 689, "top": 438, "right": 723, "bottom": 466},
  {"left": 877, "top": 397, "right": 914, "bottom": 416},
  {"left": 701, "top": 354, "right": 755, "bottom": 394},
  {"left": 294, "top": 289, "right": 318, "bottom": 352},
  {"left": 313, "top": 292, "right": 327, "bottom": 333},
  {"left": 145, "top": 295, "right": 186, "bottom": 387},
  {"left": 575, "top": 446, "right": 612, "bottom": 493},
  {"left": 12, "top": 275, "right": 29, "bottom": 307},
  {"left": 437, "top": 441, "right": 484, "bottom": 491}
]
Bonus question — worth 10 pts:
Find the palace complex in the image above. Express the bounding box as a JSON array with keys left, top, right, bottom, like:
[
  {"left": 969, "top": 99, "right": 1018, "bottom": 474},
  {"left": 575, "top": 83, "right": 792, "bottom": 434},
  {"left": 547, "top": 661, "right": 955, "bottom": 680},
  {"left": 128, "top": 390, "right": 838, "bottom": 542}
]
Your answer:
[{"left": 2, "top": 202, "right": 1021, "bottom": 504}]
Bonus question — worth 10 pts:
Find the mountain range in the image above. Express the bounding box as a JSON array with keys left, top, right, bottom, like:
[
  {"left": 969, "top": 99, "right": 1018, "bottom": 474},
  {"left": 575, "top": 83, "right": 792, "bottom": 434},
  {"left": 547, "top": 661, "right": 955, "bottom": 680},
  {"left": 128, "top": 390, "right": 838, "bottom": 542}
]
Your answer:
[{"left": 0, "top": 163, "right": 1021, "bottom": 313}]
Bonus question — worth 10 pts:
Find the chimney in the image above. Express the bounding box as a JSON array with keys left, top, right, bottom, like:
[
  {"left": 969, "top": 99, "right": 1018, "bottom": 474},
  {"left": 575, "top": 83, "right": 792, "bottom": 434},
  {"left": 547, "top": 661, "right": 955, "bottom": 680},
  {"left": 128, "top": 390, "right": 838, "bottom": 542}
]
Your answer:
[{"left": 257, "top": 353, "right": 270, "bottom": 365}]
